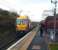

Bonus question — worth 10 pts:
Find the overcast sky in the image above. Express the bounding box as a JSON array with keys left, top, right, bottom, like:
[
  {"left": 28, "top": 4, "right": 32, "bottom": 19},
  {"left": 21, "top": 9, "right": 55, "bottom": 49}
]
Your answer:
[{"left": 0, "top": 0, "right": 55, "bottom": 21}]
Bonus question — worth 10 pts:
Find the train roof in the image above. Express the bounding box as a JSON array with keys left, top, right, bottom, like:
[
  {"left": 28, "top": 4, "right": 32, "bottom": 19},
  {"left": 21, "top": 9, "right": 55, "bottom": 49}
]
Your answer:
[
  {"left": 17, "top": 16, "right": 28, "bottom": 19},
  {"left": 46, "top": 15, "right": 58, "bottom": 20}
]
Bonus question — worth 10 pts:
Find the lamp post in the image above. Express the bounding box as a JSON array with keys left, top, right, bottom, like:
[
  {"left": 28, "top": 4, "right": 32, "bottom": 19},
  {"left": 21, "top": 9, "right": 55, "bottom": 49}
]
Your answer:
[{"left": 51, "top": 0, "right": 58, "bottom": 41}]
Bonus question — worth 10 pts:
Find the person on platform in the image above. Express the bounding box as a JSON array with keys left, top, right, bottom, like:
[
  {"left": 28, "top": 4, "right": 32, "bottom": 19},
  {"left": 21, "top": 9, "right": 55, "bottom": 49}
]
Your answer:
[{"left": 40, "top": 23, "right": 45, "bottom": 37}]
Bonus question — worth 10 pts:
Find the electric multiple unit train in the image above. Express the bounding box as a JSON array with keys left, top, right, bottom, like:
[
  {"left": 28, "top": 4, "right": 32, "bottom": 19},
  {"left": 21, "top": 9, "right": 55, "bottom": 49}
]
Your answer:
[{"left": 16, "top": 15, "right": 31, "bottom": 32}]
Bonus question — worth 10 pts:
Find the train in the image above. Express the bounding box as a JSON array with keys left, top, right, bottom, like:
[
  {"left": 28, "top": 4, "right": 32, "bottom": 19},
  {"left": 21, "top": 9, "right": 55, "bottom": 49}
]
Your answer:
[
  {"left": 44, "top": 15, "right": 58, "bottom": 33},
  {"left": 44, "top": 15, "right": 58, "bottom": 49},
  {"left": 42, "top": 14, "right": 58, "bottom": 41},
  {"left": 16, "top": 15, "right": 31, "bottom": 32}
]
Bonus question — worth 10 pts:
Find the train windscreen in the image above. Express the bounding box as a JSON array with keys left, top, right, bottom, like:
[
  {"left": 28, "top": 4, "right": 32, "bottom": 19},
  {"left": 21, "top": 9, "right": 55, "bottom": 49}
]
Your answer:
[
  {"left": 22, "top": 19, "right": 29, "bottom": 24},
  {"left": 16, "top": 19, "right": 21, "bottom": 24}
]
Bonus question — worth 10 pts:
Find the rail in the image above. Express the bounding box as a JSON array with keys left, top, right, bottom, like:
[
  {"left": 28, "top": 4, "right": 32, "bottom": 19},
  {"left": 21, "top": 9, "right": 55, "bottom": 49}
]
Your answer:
[{"left": 7, "top": 26, "right": 38, "bottom": 50}]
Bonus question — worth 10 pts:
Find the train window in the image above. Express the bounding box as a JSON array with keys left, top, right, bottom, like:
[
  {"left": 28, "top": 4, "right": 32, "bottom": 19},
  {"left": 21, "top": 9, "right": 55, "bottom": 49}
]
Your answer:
[
  {"left": 16, "top": 19, "right": 21, "bottom": 24},
  {"left": 22, "top": 19, "right": 28, "bottom": 24}
]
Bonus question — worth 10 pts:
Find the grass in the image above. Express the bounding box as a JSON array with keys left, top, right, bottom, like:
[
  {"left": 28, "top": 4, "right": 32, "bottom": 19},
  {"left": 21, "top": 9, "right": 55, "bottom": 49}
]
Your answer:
[{"left": 48, "top": 43, "right": 58, "bottom": 50}]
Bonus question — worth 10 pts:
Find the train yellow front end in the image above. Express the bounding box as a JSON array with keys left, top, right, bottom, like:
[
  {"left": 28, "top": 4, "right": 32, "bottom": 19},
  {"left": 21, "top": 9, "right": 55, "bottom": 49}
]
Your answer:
[
  {"left": 16, "top": 24, "right": 28, "bottom": 31},
  {"left": 16, "top": 15, "right": 29, "bottom": 32}
]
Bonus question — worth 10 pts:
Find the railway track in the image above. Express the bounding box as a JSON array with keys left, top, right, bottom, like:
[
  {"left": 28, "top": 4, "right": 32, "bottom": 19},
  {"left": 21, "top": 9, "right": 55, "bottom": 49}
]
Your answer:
[{"left": 0, "top": 25, "right": 36, "bottom": 50}]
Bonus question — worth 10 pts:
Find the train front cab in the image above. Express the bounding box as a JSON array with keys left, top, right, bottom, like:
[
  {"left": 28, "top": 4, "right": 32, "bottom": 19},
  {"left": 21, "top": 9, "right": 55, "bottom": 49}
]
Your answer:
[{"left": 16, "top": 16, "right": 30, "bottom": 33}]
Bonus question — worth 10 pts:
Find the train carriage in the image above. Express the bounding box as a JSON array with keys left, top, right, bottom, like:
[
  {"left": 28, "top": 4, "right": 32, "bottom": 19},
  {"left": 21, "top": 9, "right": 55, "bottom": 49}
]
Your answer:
[{"left": 16, "top": 15, "right": 31, "bottom": 32}]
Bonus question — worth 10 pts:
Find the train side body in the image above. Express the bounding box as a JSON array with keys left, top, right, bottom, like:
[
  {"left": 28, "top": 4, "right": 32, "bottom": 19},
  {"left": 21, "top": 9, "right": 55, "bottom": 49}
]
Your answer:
[
  {"left": 45, "top": 15, "right": 58, "bottom": 30},
  {"left": 44, "top": 15, "right": 58, "bottom": 41}
]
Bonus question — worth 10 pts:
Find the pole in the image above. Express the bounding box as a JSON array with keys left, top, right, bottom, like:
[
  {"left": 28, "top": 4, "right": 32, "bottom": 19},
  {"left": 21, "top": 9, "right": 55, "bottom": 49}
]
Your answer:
[{"left": 51, "top": 0, "right": 58, "bottom": 41}]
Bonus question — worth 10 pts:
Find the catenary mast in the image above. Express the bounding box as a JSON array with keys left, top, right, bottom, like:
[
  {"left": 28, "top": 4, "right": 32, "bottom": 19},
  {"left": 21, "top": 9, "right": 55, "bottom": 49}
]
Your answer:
[{"left": 51, "top": 0, "right": 58, "bottom": 41}]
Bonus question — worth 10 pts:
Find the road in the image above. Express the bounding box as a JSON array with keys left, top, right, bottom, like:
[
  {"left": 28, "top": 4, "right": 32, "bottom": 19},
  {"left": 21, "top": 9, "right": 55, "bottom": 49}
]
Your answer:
[{"left": 28, "top": 30, "right": 49, "bottom": 50}]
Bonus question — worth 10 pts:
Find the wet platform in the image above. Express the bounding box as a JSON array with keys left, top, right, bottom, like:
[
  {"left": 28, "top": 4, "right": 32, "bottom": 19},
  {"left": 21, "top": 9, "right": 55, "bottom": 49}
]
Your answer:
[{"left": 28, "top": 31, "right": 48, "bottom": 50}]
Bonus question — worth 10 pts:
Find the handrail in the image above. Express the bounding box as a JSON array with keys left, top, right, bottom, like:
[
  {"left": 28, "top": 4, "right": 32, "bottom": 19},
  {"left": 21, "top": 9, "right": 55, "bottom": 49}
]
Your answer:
[{"left": 7, "top": 26, "right": 38, "bottom": 50}]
